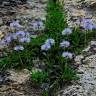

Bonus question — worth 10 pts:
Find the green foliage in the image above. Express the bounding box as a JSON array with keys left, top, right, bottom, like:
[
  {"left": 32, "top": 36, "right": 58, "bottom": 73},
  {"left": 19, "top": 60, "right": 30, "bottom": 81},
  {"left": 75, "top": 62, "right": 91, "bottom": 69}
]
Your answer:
[
  {"left": 69, "top": 28, "right": 96, "bottom": 54},
  {"left": 45, "top": 1, "right": 67, "bottom": 35},
  {"left": 0, "top": 48, "right": 34, "bottom": 70},
  {"left": 31, "top": 71, "right": 48, "bottom": 85},
  {"left": 61, "top": 64, "right": 78, "bottom": 81},
  {"left": 32, "top": 2, "right": 77, "bottom": 95}
]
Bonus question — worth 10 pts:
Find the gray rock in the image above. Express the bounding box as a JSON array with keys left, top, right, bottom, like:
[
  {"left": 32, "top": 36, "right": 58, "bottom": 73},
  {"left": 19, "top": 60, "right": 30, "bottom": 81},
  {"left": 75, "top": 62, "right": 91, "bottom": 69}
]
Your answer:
[
  {"left": 91, "top": 41, "right": 96, "bottom": 46},
  {"left": 63, "top": 0, "right": 96, "bottom": 27}
]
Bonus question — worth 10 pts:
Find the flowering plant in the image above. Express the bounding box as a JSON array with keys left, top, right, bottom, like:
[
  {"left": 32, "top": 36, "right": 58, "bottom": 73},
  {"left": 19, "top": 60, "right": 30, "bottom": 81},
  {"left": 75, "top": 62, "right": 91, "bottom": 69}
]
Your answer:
[{"left": 0, "top": 1, "right": 96, "bottom": 96}]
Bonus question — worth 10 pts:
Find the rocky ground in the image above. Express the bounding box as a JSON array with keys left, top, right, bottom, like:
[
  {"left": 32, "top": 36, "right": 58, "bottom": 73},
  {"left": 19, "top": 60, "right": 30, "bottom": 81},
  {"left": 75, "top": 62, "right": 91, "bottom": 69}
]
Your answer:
[
  {"left": 0, "top": 69, "right": 42, "bottom": 96},
  {"left": 0, "top": 0, "right": 47, "bottom": 20},
  {"left": 63, "top": 0, "right": 96, "bottom": 27}
]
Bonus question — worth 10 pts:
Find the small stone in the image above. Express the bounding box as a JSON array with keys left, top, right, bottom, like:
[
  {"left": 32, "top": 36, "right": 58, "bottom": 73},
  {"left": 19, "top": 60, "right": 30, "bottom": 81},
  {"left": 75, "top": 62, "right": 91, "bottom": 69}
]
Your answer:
[
  {"left": 83, "top": 46, "right": 90, "bottom": 52},
  {"left": 90, "top": 41, "right": 96, "bottom": 46}
]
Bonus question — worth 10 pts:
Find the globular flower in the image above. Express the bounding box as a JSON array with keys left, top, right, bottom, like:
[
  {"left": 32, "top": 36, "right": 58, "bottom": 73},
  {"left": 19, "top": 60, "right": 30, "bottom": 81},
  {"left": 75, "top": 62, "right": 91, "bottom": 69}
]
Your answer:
[
  {"left": 62, "top": 28, "right": 72, "bottom": 35},
  {"left": 33, "top": 20, "right": 44, "bottom": 31},
  {"left": 19, "top": 37, "right": 30, "bottom": 43},
  {"left": 60, "top": 40, "right": 70, "bottom": 48},
  {"left": 62, "top": 52, "right": 73, "bottom": 59},
  {"left": 45, "top": 38, "right": 55, "bottom": 45},
  {"left": 84, "top": 23, "right": 93, "bottom": 30},
  {"left": 41, "top": 43, "right": 51, "bottom": 51},
  {"left": 14, "top": 45, "right": 24, "bottom": 51},
  {"left": 0, "top": 39, "right": 6, "bottom": 45},
  {"left": 10, "top": 20, "right": 23, "bottom": 28},
  {"left": 16, "top": 31, "right": 26, "bottom": 37},
  {"left": 11, "top": 33, "right": 17, "bottom": 40},
  {"left": 5, "top": 35, "right": 12, "bottom": 43},
  {"left": 82, "top": 18, "right": 95, "bottom": 30},
  {"left": 82, "top": 19, "right": 93, "bottom": 30},
  {"left": 82, "top": 18, "right": 92, "bottom": 24}
]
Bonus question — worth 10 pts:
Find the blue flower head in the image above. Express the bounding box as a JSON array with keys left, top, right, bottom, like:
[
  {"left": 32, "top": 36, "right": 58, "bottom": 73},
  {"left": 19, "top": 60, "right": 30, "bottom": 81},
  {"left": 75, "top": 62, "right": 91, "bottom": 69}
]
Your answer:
[
  {"left": 11, "top": 33, "right": 17, "bottom": 40},
  {"left": 62, "top": 28, "right": 72, "bottom": 35},
  {"left": 19, "top": 37, "right": 30, "bottom": 43},
  {"left": 41, "top": 43, "right": 51, "bottom": 51},
  {"left": 16, "top": 31, "right": 26, "bottom": 37},
  {"left": 5, "top": 35, "right": 12, "bottom": 43},
  {"left": 62, "top": 52, "right": 73, "bottom": 59},
  {"left": 0, "top": 39, "right": 7, "bottom": 45},
  {"left": 33, "top": 20, "right": 44, "bottom": 31},
  {"left": 45, "top": 38, "right": 55, "bottom": 46},
  {"left": 82, "top": 18, "right": 95, "bottom": 30},
  {"left": 82, "top": 18, "right": 92, "bottom": 24},
  {"left": 10, "top": 20, "right": 23, "bottom": 28},
  {"left": 84, "top": 23, "right": 93, "bottom": 30},
  {"left": 60, "top": 40, "right": 70, "bottom": 48},
  {"left": 14, "top": 45, "right": 24, "bottom": 51}
]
